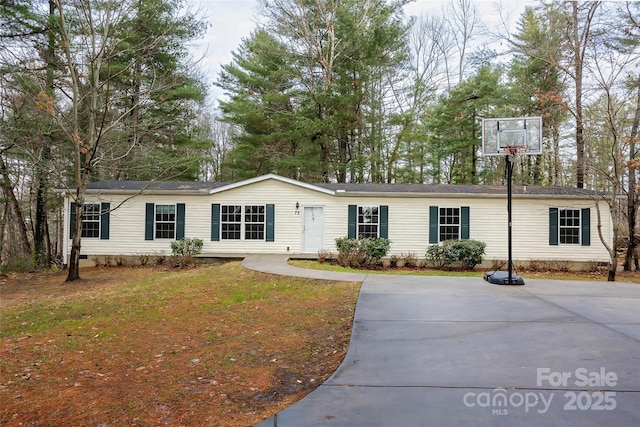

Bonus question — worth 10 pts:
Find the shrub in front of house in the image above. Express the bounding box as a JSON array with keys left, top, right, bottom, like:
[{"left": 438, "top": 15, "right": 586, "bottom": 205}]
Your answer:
[
  {"left": 170, "top": 238, "right": 204, "bottom": 257},
  {"left": 335, "top": 237, "right": 391, "bottom": 268},
  {"left": 400, "top": 252, "right": 418, "bottom": 268},
  {"left": 426, "top": 239, "right": 486, "bottom": 270},
  {"left": 426, "top": 244, "right": 454, "bottom": 268}
]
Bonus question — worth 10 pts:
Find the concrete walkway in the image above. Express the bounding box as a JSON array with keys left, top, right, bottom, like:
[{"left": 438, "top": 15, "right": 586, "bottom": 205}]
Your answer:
[{"left": 243, "top": 256, "right": 640, "bottom": 427}]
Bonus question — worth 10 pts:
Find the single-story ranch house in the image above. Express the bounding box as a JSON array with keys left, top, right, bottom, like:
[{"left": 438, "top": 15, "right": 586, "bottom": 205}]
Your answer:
[{"left": 58, "top": 174, "right": 613, "bottom": 269}]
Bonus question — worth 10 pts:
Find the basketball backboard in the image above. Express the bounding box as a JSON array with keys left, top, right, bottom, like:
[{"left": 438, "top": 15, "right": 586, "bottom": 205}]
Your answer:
[{"left": 482, "top": 117, "right": 542, "bottom": 156}]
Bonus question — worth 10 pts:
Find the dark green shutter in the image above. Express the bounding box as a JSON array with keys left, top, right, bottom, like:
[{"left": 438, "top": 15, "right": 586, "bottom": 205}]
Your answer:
[
  {"left": 379, "top": 205, "right": 389, "bottom": 238},
  {"left": 70, "top": 202, "right": 76, "bottom": 238},
  {"left": 211, "top": 204, "right": 220, "bottom": 241},
  {"left": 461, "top": 206, "right": 470, "bottom": 239},
  {"left": 100, "top": 202, "right": 110, "bottom": 240},
  {"left": 581, "top": 208, "right": 590, "bottom": 246},
  {"left": 429, "top": 206, "right": 439, "bottom": 244},
  {"left": 549, "top": 208, "right": 558, "bottom": 246},
  {"left": 348, "top": 205, "right": 357, "bottom": 238},
  {"left": 145, "top": 203, "right": 154, "bottom": 240},
  {"left": 266, "top": 204, "right": 275, "bottom": 242},
  {"left": 176, "top": 203, "right": 185, "bottom": 240}
]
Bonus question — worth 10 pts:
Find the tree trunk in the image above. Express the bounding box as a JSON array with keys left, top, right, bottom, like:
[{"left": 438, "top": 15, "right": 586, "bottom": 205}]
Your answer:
[
  {"left": 594, "top": 196, "right": 617, "bottom": 282},
  {"left": 574, "top": 30, "right": 585, "bottom": 189},
  {"left": 569, "top": 2, "right": 599, "bottom": 189},
  {"left": 624, "top": 75, "right": 640, "bottom": 271},
  {"left": 607, "top": 262, "right": 616, "bottom": 281},
  {"left": 66, "top": 191, "right": 84, "bottom": 282},
  {"left": 33, "top": 1, "right": 58, "bottom": 268},
  {"left": 34, "top": 149, "right": 51, "bottom": 267},
  {"left": 552, "top": 126, "right": 561, "bottom": 185},
  {"left": 0, "top": 155, "right": 32, "bottom": 259}
]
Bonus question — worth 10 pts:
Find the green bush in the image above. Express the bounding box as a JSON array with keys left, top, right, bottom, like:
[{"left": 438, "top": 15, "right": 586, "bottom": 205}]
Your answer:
[
  {"left": 170, "top": 238, "right": 204, "bottom": 257},
  {"left": 426, "top": 239, "right": 486, "bottom": 270},
  {"left": 426, "top": 244, "right": 453, "bottom": 268},
  {"left": 360, "top": 237, "right": 391, "bottom": 260},
  {"left": 335, "top": 237, "right": 391, "bottom": 268}
]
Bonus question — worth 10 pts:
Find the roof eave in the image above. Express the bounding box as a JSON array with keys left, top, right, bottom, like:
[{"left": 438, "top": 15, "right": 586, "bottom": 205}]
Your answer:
[
  {"left": 57, "top": 188, "right": 212, "bottom": 196},
  {"left": 333, "top": 191, "right": 601, "bottom": 199}
]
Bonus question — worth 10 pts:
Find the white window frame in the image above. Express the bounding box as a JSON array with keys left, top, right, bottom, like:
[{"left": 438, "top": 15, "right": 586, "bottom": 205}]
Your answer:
[
  {"left": 155, "top": 204, "right": 176, "bottom": 239},
  {"left": 81, "top": 203, "right": 101, "bottom": 238},
  {"left": 221, "top": 205, "right": 242, "bottom": 240},
  {"left": 358, "top": 206, "right": 379, "bottom": 238},
  {"left": 244, "top": 205, "right": 265, "bottom": 240},
  {"left": 439, "top": 207, "right": 460, "bottom": 242},
  {"left": 559, "top": 208, "right": 581, "bottom": 245},
  {"left": 220, "top": 204, "right": 266, "bottom": 241}
]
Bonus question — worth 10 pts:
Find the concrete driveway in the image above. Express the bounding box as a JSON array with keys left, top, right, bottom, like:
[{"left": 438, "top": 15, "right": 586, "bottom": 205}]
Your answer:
[{"left": 244, "top": 256, "right": 640, "bottom": 427}]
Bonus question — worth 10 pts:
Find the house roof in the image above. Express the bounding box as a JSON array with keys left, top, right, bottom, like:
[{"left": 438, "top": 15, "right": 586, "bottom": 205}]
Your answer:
[
  {"left": 314, "top": 182, "right": 602, "bottom": 197},
  {"left": 63, "top": 174, "right": 603, "bottom": 199},
  {"left": 84, "top": 181, "right": 228, "bottom": 191}
]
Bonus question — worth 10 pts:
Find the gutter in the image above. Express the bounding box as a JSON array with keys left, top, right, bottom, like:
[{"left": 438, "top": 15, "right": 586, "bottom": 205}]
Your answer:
[
  {"left": 332, "top": 191, "right": 603, "bottom": 200},
  {"left": 53, "top": 188, "right": 212, "bottom": 196}
]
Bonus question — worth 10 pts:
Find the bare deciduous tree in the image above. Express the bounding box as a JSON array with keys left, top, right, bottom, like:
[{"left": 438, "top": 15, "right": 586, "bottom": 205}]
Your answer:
[{"left": 47, "top": 0, "right": 206, "bottom": 281}]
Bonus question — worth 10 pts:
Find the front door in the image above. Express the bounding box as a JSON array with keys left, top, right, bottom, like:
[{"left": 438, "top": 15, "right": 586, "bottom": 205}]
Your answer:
[{"left": 302, "top": 206, "right": 324, "bottom": 253}]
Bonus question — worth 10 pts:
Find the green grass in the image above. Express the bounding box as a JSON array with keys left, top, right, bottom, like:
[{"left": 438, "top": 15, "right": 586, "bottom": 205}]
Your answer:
[
  {"left": 0, "top": 263, "right": 362, "bottom": 426},
  {"left": 289, "top": 259, "right": 481, "bottom": 277},
  {"left": 288, "top": 259, "right": 640, "bottom": 283},
  {"left": 1, "top": 263, "right": 361, "bottom": 339}
]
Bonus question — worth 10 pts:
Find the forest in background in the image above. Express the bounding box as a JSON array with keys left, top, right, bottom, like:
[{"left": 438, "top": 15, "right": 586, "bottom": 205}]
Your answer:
[{"left": 1, "top": 0, "right": 639, "bottom": 280}]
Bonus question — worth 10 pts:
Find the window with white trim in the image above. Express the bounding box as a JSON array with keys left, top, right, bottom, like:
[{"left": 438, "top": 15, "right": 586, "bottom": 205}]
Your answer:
[
  {"left": 559, "top": 209, "right": 580, "bottom": 244},
  {"left": 245, "top": 205, "right": 265, "bottom": 240},
  {"left": 358, "top": 206, "right": 379, "bottom": 238},
  {"left": 221, "top": 205, "right": 242, "bottom": 240},
  {"left": 219, "top": 205, "right": 265, "bottom": 240},
  {"left": 81, "top": 203, "right": 101, "bottom": 238},
  {"left": 155, "top": 204, "right": 176, "bottom": 239},
  {"left": 439, "top": 207, "right": 460, "bottom": 241}
]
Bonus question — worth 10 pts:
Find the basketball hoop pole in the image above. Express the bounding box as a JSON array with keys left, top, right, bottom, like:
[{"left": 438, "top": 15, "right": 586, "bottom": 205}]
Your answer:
[
  {"left": 507, "top": 152, "right": 514, "bottom": 284},
  {"left": 482, "top": 116, "right": 540, "bottom": 286}
]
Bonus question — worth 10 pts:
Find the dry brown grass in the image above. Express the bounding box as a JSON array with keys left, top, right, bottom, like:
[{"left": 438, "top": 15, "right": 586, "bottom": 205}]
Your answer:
[{"left": 0, "top": 262, "right": 360, "bottom": 426}]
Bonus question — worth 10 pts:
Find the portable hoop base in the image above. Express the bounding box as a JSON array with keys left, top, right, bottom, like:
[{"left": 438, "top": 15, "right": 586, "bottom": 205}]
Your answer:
[{"left": 484, "top": 271, "right": 525, "bottom": 286}]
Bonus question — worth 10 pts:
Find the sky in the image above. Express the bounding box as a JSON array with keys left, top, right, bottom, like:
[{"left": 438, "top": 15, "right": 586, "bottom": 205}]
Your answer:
[{"left": 192, "top": 0, "right": 534, "bottom": 106}]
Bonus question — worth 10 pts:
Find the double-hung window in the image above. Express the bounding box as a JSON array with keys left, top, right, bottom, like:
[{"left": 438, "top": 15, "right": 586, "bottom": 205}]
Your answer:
[
  {"left": 221, "top": 205, "right": 242, "bottom": 240},
  {"left": 429, "top": 206, "right": 469, "bottom": 243},
  {"left": 145, "top": 203, "right": 184, "bottom": 241},
  {"left": 70, "top": 202, "right": 109, "bottom": 240},
  {"left": 549, "top": 207, "right": 590, "bottom": 246},
  {"left": 81, "top": 203, "right": 101, "bottom": 238},
  {"left": 155, "top": 204, "right": 176, "bottom": 239},
  {"left": 439, "top": 207, "right": 460, "bottom": 241},
  {"left": 347, "top": 205, "right": 388, "bottom": 239},
  {"left": 212, "top": 204, "right": 274, "bottom": 242},
  {"left": 559, "top": 209, "right": 580, "bottom": 244},
  {"left": 244, "top": 205, "right": 265, "bottom": 240},
  {"left": 358, "top": 206, "right": 379, "bottom": 238}
]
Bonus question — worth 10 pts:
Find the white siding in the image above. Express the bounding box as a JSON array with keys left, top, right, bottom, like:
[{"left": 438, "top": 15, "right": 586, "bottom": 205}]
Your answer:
[{"left": 66, "top": 178, "right": 612, "bottom": 264}]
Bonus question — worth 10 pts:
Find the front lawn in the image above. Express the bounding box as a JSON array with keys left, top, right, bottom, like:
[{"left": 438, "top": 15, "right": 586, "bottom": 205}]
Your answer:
[
  {"left": 289, "top": 259, "right": 640, "bottom": 283},
  {"left": 0, "top": 262, "right": 360, "bottom": 426}
]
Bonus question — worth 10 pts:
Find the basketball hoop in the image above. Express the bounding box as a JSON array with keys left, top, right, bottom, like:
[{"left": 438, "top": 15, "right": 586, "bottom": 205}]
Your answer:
[{"left": 481, "top": 117, "right": 542, "bottom": 157}]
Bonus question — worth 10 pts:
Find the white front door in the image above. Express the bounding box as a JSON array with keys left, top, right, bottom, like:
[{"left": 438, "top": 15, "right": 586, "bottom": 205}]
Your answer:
[{"left": 302, "top": 206, "right": 324, "bottom": 253}]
